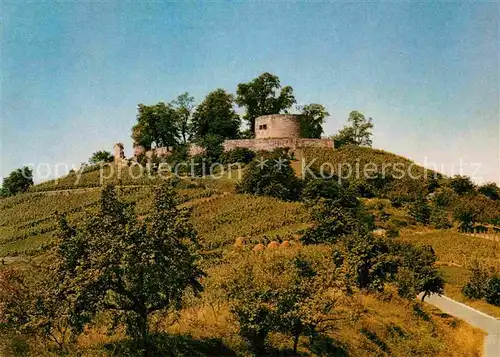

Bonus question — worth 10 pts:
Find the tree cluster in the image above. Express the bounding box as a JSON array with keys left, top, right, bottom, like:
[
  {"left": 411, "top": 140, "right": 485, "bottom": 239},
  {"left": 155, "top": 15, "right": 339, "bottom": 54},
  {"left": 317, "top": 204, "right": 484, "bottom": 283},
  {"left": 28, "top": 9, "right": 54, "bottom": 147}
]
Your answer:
[
  {"left": 0, "top": 182, "right": 204, "bottom": 355},
  {"left": 130, "top": 72, "right": 332, "bottom": 157}
]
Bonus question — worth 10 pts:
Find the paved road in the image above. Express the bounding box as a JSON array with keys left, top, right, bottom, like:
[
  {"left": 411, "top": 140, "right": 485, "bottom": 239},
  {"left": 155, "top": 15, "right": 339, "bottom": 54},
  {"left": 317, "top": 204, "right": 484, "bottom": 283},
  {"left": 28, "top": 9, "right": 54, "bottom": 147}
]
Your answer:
[{"left": 422, "top": 294, "right": 500, "bottom": 357}]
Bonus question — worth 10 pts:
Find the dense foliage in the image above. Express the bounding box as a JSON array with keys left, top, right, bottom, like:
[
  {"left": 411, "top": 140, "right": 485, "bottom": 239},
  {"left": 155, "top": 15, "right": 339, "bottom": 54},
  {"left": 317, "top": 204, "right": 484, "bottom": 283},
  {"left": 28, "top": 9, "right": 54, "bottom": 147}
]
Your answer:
[
  {"left": 191, "top": 89, "right": 240, "bottom": 143},
  {"left": 1, "top": 167, "right": 34, "bottom": 197},
  {"left": 297, "top": 103, "right": 329, "bottom": 138},
  {"left": 236, "top": 72, "right": 296, "bottom": 133},
  {"left": 132, "top": 102, "right": 180, "bottom": 150},
  {"left": 236, "top": 154, "right": 302, "bottom": 201},
  {"left": 89, "top": 150, "right": 113, "bottom": 164}
]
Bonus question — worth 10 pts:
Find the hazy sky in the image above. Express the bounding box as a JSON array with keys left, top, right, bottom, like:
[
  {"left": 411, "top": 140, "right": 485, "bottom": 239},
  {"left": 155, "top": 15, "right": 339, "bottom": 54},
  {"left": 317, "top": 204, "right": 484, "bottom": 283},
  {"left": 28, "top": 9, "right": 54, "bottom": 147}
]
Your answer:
[{"left": 2, "top": 2, "right": 499, "bottom": 184}]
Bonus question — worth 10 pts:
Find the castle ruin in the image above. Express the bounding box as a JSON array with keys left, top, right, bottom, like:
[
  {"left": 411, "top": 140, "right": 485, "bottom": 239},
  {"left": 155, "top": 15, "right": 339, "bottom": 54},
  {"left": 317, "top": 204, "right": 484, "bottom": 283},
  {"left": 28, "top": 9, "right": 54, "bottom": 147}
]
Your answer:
[{"left": 115, "top": 114, "right": 333, "bottom": 163}]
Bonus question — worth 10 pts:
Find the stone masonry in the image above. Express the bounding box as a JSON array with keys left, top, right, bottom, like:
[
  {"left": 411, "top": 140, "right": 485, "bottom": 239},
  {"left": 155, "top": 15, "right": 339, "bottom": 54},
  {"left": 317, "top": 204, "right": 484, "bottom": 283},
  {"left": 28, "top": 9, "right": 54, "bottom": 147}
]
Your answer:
[{"left": 124, "top": 113, "right": 334, "bottom": 161}]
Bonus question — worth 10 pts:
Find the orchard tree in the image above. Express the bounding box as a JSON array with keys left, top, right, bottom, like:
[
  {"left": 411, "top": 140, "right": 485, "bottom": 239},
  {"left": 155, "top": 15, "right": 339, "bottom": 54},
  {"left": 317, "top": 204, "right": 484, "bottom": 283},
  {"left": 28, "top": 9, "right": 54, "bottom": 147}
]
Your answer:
[
  {"left": 191, "top": 89, "right": 240, "bottom": 143},
  {"left": 89, "top": 150, "right": 113, "bottom": 164},
  {"left": 389, "top": 241, "right": 444, "bottom": 301},
  {"left": 132, "top": 102, "right": 180, "bottom": 149},
  {"left": 55, "top": 183, "right": 203, "bottom": 353},
  {"left": 333, "top": 110, "right": 373, "bottom": 148},
  {"left": 171, "top": 92, "right": 195, "bottom": 144},
  {"left": 1, "top": 166, "right": 34, "bottom": 196},
  {"left": 297, "top": 104, "right": 329, "bottom": 138},
  {"left": 236, "top": 72, "right": 296, "bottom": 133}
]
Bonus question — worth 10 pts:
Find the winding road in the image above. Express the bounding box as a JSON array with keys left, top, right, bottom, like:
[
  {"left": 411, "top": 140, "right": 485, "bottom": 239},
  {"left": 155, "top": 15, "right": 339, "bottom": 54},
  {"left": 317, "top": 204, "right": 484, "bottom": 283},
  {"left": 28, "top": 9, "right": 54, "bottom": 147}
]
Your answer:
[{"left": 422, "top": 294, "right": 500, "bottom": 356}]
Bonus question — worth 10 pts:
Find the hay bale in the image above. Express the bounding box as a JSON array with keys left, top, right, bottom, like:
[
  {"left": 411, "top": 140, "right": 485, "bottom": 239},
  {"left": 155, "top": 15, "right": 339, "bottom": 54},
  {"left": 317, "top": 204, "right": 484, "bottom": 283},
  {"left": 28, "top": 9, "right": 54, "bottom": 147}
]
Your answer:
[
  {"left": 280, "top": 240, "right": 291, "bottom": 248},
  {"left": 267, "top": 241, "right": 279, "bottom": 249},
  {"left": 234, "top": 237, "right": 245, "bottom": 247},
  {"left": 253, "top": 243, "right": 265, "bottom": 252},
  {"left": 373, "top": 229, "right": 387, "bottom": 238}
]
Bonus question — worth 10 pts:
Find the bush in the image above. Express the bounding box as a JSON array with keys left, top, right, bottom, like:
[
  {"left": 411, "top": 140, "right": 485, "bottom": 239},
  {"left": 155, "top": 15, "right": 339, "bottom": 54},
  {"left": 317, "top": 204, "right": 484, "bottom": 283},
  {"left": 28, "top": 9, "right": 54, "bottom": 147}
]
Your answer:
[
  {"left": 429, "top": 207, "right": 452, "bottom": 229},
  {"left": 462, "top": 263, "right": 489, "bottom": 300},
  {"left": 236, "top": 156, "right": 302, "bottom": 201},
  {"left": 221, "top": 147, "right": 255, "bottom": 164},
  {"left": 448, "top": 175, "right": 476, "bottom": 195},
  {"left": 485, "top": 275, "right": 500, "bottom": 306},
  {"left": 301, "top": 179, "right": 374, "bottom": 244},
  {"left": 408, "top": 198, "right": 431, "bottom": 225}
]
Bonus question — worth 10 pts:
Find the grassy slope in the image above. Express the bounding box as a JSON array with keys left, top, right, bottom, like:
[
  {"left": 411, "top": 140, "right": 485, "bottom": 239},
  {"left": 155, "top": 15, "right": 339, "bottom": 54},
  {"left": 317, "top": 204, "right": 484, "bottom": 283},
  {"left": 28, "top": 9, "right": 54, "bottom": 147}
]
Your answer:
[
  {"left": 0, "top": 150, "right": 490, "bottom": 356},
  {"left": 400, "top": 230, "right": 500, "bottom": 318}
]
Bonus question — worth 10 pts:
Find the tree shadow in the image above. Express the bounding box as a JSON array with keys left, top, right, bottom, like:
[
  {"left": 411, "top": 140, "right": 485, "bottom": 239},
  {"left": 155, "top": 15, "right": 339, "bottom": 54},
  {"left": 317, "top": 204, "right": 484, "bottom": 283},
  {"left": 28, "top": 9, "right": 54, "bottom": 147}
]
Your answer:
[
  {"left": 308, "top": 335, "right": 349, "bottom": 357},
  {"left": 103, "top": 332, "right": 237, "bottom": 357}
]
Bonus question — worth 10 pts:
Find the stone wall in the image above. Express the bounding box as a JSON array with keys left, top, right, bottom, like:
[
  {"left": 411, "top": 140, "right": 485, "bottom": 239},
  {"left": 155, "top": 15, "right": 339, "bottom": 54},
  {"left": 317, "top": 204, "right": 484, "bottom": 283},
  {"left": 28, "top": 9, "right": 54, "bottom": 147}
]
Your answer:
[
  {"left": 113, "top": 143, "right": 126, "bottom": 164},
  {"left": 255, "top": 114, "right": 301, "bottom": 139},
  {"left": 223, "top": 138, "right": 333, "bottom": 152}
]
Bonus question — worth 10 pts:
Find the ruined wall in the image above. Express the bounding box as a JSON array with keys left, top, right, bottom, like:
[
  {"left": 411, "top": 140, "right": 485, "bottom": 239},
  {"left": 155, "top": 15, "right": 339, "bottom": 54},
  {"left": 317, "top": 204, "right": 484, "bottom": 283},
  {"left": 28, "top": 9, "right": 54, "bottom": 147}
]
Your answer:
[
  {"left": 255, "top": 114, "right": 301, "bottom": 139},
  {"left": 113, "top": 143, "right": 126, "bottom": 164},
  {"left": 223, "top": 138, "right": 333, "bottom": 152}
]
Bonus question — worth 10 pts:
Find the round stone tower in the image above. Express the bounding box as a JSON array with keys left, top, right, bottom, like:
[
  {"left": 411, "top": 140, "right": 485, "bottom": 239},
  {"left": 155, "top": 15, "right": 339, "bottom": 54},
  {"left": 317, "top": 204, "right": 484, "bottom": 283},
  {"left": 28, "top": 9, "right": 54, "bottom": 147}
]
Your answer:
[{"left": 254, "top": 114, "right": 301, "bottom": 139}]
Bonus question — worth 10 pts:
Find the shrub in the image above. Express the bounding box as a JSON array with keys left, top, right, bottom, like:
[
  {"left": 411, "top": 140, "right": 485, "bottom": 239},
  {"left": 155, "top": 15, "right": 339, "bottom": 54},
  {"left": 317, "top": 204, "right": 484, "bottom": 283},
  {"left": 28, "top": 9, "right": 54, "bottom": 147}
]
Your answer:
[
  {"left": 485, "top": 275, "right": 500, "bottom": 306},
  {"left": 462, "top": 262, "right": 489, "bottom": 300},
  {"left": 448, "top": 175, "right": 476, "bottom": 195},
  {"left": 478, "top": 182, "right": 500, "bottom": 201},
  {"left": 236, "top": 156, "right": 301, "bottom": 201},
  {"left": 221, "top": 147, "right": 255, "bottom": 164},
  {"left": 429, "top": 207, "right": 452, "bottom": 229},
  {"left": 408, "top": 198, "right": 431, "bottom": 225}
]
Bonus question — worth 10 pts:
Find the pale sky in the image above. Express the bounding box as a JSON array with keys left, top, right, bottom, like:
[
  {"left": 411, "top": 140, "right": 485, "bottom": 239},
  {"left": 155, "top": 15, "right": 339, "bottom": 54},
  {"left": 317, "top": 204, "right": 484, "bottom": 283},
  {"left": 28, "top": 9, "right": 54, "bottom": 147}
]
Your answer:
[{"left": 2, "top": 2, "right": 499, "bottom": 184}]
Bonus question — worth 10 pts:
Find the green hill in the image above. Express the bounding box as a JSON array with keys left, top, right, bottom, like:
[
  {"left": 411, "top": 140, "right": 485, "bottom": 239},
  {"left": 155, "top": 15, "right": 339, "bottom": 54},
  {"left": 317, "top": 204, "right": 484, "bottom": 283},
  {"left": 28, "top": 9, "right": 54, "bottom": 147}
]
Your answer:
[{"left": 0, "top": 146, "right": 494, "bottom": 356}]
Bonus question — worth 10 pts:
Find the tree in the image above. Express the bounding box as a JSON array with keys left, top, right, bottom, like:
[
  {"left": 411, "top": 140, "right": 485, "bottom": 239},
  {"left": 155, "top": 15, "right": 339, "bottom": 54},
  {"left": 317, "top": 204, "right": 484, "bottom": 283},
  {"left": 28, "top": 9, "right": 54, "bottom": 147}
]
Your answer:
[
  {"left": 191, "top": 89, "right": 240, "bottom": 142},
  {"left": 332, "top": 111, "right": 373, "bottom": 148},
  {"left": 448, "top": 175, "right": 476, "bottom": 195},
  {"left": 1, "top": 167, "right": 34, "bottom": 196},
  {"left": 132, "top": 102, "right": 180, "bottom": 150},
  {"left": 236, "top": 72, "right": 296, "bottom": 133},
  {"left": 389, "top": 241, "right": 444, "bottom": 301},
  {"left": 171, "top": 92, "right": 195, "bottom": 144},
  {"left": 225, "top": 251, "right": 349, "bottom": 356},
  {"left": 0, "top": 263, "right": 76, "bottom": 352},
  {"left": 478, "top": 182, "right": 500, "bottom": 201},
  {"left": 343, "top": 233, "right": 393, "bottom": 292},
  {"left": 89, "top": 150, "right": 113, "bottom": 164},
  {"left": 55, "top": 183, "right": 203, "bottom": 354},
  {"left": 297, "top": 104, "right": 329, "bottom": 138}
]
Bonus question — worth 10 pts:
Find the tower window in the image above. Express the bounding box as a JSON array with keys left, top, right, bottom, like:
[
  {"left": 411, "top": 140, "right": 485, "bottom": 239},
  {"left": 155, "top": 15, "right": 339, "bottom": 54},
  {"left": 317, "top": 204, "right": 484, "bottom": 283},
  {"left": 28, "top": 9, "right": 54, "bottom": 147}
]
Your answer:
[{"left": 259, "top": 124, "right": 267, "bottom": 130}]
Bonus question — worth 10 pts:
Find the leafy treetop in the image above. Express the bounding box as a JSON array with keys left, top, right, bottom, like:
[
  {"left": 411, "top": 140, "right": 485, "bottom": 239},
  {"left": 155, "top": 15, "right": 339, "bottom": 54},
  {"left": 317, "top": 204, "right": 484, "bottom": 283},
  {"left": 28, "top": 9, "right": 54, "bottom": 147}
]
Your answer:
[{"left": 236, "top": 72, "right": 296, "bottom": 133}]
